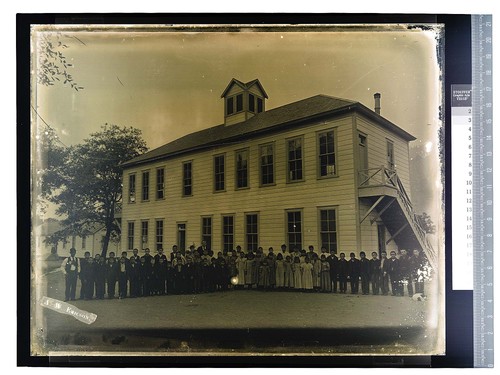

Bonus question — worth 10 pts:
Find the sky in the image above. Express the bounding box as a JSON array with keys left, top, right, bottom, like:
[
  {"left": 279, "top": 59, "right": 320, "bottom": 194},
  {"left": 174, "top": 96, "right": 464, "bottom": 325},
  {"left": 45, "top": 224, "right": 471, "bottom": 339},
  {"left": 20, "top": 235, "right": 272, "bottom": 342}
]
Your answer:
[{"left": 32, "top": 25, "right": 443, "bottom": 221}]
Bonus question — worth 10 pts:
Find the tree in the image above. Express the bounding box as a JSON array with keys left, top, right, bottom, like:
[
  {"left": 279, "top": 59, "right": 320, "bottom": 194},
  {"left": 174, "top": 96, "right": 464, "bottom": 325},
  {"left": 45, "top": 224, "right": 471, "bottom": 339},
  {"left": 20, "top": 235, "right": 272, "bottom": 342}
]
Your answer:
[
  {"left": 415, "top": 212, "right": 436, "bottom": 234},
  {"left": 36, "top": 32, "right": 84, "bottom": 91},
  {"left": 42, "top": 124, "right": 148, "bottom": 257}
]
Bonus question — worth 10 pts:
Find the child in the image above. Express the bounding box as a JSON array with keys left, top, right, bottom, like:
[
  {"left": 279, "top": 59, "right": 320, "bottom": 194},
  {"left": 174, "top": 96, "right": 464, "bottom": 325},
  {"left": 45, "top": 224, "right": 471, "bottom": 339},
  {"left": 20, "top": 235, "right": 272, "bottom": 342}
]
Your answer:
[
  {"left": 312, "top": 253, "right": 321, "bottom": 291},
  {"left": 267, "top": 253, "right": 276, "bottom": 289},
  {"left": 139, "top": 256, "right": 149, "bottom": 297},
  {"left": 149, "top": 258, "right": 158, "bottom": 295},
  {"left": 359, "top": 251, "right": 370, "bottom": 295},
  {"left": 236, "top": 251, "right": 247, "bottom": 288},
  {"left": 348, "top": 252, "right": 360, "bottom": 294},
  {"left": 301, "top": 257, "right": 314, "bottom": 291},
  {"left": 338, "top": 252, "right": 348, "bottom": 294},
  {"left": 81, "top": 256, "right": 95, "bottom": 300},
  {"left": 118, "top": 256, "right": 128, "bottom": 299},
  {"left": 245, "top": 252, "right": 255, "bottom": 289},
  {"left": 172, "top": 253, "right": 185, "bottom": 294},
  {"left": 283, "top": 255, "right": 294, "bottom": 289},
  {"left": 166, "top": 260, "right": 174, "bottom": 295},
  {"left": 192, "top": 255, "right": 202, "bottom": 294},
  {"left": 128, "top": 256, "right": 140, "bottom": 298},
  {"left": 94, "top": 255, "right": 106, "bottom": 299},
  {"left": 258, "top": 259, "right": 270, "bottom": 290},
  {"left": 292, "top": 257, "right": 302, "bottom": 290},
  {"left": 369, "top": 251, "right": 381, "bottom": 295},
  {"left": 217, "top": 258, "right": 229, "bottom": 291},
  {"left": 156, "top": 257, "right": 167, "bottom": 295},
  {"left": 106, "top": 256, "right": 118, "bottom": 299},
  {"left": 320, "top": 255, "right": 331, "bottom": 292},
  {"left": 387, "top": 251, "right": 400, "bottom": 296},
  {"left": 79, "top": 251, "right": 91, "bottom": 300},
  {"left": 275, "top": 253, "right": 285, "bottom": 289}
]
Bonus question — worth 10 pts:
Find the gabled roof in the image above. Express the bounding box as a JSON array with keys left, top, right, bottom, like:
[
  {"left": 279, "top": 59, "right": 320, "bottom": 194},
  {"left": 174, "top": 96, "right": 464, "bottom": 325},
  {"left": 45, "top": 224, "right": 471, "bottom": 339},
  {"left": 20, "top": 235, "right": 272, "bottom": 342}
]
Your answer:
[
  {"left": 122, "top": 94, "right": 416, "bottom": 168},
  {"left": 220, "top": 78, "right": 269, "bottom": 99}
]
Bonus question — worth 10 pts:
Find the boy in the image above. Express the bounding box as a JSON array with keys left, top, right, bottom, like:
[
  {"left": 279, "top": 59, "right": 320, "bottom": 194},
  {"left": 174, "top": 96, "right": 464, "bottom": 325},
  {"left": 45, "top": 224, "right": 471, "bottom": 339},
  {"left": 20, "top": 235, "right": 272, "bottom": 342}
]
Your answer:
[
  {"left": 347, "top": 252, "right": 360, "bottom": 294},
  {"left": 106, "top": 255, "right": 119, "bottom": 299},
  {"left": 368, "top": 251, "right": 381, "bottom": 295},
  {"left": 94, "top": 255, "right": 106, "bottom": 299},
  {"left": 359, "top": 251, "right": 370, "bottom": 295},
  {"left": 380, "top": 251, "right": 390, "bottom": 295},
  {"left": 118, "top": 256, "right": 128, "bottom": 299},
  {"left": 79, "top": 251, "right": 91, "bottom": 299},
  {"left": 337, "top": 252, "right": 348, "bottom": 293},
  {"left": 81, "top": 256, "right": 95, "bottom": 300},
  {"left": 327, "top": 249, "right": 338, "bottom": 293},
  {"left": 387, "top": 251, "right": 400, "bottom": 296},
  {"left": 128, "top": 256, "right": 140, "bottom": 298}
]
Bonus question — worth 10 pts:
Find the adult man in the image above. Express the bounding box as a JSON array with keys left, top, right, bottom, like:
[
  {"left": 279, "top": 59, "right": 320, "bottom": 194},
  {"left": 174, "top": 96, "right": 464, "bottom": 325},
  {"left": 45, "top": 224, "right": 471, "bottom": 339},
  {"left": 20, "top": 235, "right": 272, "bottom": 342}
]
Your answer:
[
  {"left": 347, "top": 252, "right": 360, "bottom": 294},
  {"left": 379, "top": 251, "right": 390, "bottom": 295},
  {"left": 155, "top": 247, "right": 168, "bottom": 263},
  {"left": 61, "top": 248, "right": 80, "bottom": 301},
  {"left": 387, "top": 251, "right": 400, "bottom": 296},
  {"left": 196, "top": 241, "right": 209, "bottom": 258},
  {"left": 359, "top": 251, "right": 370, "bottom": 295},
  {"left": 131, "top": 248, "right": 141, "bottom": 263}
]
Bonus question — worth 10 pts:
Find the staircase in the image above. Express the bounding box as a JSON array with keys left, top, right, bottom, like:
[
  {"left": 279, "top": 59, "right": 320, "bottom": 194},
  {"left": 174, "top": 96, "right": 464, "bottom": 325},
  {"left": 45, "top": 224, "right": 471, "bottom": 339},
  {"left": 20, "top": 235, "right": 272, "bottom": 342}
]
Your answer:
[{"left": 358, "top": 166, "right": 437, "bottom": 270}]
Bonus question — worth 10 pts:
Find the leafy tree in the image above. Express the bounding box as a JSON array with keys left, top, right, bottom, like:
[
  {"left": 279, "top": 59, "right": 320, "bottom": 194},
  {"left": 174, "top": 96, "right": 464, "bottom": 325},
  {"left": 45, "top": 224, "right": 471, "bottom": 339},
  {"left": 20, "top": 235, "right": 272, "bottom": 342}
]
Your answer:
[
  {"left": 36, "top": 32, "right": 84, "bottom": 91},
  {"left": 42, "top": 124, "right": 148, "bottom": 257},
  {"left": 415, "top": 212, "right": 436, "bottom": 234}
]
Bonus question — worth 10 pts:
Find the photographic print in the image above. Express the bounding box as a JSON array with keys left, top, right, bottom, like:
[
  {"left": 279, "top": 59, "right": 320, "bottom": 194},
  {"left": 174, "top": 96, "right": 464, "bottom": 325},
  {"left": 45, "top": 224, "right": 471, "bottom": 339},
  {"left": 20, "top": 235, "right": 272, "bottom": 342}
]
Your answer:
[{"left": 30, "top": 23, "right": 445, "bottom": 358}]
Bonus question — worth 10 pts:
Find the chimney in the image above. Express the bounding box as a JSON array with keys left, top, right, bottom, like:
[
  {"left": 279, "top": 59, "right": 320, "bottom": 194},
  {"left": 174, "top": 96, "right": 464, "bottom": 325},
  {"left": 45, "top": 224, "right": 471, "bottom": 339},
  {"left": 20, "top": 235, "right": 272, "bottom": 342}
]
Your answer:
[{"left": 374, "top": 93, "right": 381, "bottom": 115}]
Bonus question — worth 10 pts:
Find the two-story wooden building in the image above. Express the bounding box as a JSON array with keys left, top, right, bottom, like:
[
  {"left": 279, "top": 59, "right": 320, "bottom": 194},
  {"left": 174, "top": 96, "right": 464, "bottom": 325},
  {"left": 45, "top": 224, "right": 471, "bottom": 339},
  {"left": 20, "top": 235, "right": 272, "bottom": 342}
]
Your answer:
[{"left": 121, "top": 78, "right": 436, "bottom": 268}]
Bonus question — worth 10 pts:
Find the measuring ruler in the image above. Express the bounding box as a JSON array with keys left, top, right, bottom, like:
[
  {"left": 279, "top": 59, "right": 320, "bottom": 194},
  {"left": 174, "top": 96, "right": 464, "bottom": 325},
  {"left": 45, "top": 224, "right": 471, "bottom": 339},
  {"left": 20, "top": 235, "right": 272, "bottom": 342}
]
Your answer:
[{"left": 471, "top": 14, "right": 494, "bottom": 368}]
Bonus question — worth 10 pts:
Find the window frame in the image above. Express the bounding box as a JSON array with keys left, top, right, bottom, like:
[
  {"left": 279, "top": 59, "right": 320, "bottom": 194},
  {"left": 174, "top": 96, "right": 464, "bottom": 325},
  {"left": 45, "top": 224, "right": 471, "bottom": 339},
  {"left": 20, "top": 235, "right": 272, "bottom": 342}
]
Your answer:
[
  {"left": 127, "top": 221, "right": 135, "bottom": 250},
  {"left": 141, "top": 170, "right": 150, "bottom": 201},
  {"left": 141, "top": 220, "right": 149, "bottom": 249},
  {"left": 248, "top": 93, "right": 255, "bottom": 113},
  {"left": 213, "top": 153, "right": 226, "bottom": 192},
  {"left": 235, "top": 148, "right": 250, "bottom": 190},
  {"left": 128, "top": 173, "right": 136, "bottom": 203},
  {"left": 286, "top": 135, "right": 305, "bottom": 183},
  {"left": 155, "top": 219, "right": 164, "bottom": 251},
  {"left": 317, "top": 207, "right": 339, "bottom": 254},
  {"left": 182, "top": 160, "right": 193, "bottom": 197},
  {"left": 156, "top": 167, "right": 165, "bottom": 200},
  {"left": 245, "top": 212, "right": 259, "bottom": 252},
  {"left": 222, "top": 214, "right": 235, "bottom": 253},
  {"left": 201, "top": 216, "right": 213, "bottom": 250},
  {"left": 259, "top": 142, "right": 276, "bottom": 187},
  {"left": 226, "top": 96, "right": 234, "bottom": 115},
  {"left": 317, "top": 128, "right": 338, "bottom": 179},
  {"left": 285, "top": 209, "right": 303, "bottom": 251},
  {"left": 386, "top": 139, "right": 395, "bottom": 170}
]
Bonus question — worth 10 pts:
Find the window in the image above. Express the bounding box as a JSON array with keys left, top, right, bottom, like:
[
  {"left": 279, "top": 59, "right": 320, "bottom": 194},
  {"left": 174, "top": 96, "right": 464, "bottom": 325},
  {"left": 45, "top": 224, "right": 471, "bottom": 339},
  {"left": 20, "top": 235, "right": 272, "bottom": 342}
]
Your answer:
[
  {"left": 245, "top": 213, "right": 258, "bottom": 252},
  {"left": 183, "top": 161, "right": 192, "bottom": 196},
  {"left": 155, "top": 220, "right": 164, "bottom": 251},
  {"left": 287, "top": 210, "right": 302, "bottom": 251},
  {"left": 128, "top": 174, "right": 136, "bottom": 203},
  {"left": 177, "top": 223, "right": 186, "bottom": 252},
  {"left": 156, "top": 168, "right": 165, "bottom": 199},
  {"left": 71, "top": 236, "right": 76, "bottom": 248},
  {"left": 260, "top": 143, "right": 274, "bottom": 185},
  {"left": 257, "top": 97, "right": 263, "bottom": 113},
  {"left": 214, "top": 154, "right": 225, "bottom": 191},
  {"left": 319, "top": 208, "right": 338, "bottom": 253},
  {"left": 201, "top": 217, "right": 212, "bottom": 250},
  {"left": 235, "top": 149, "right": 249, "bottom": 189},
  {"left": 236, "top": 94, "right": 243, "bottom": 112},
  {"left": 81, "top": 235, "right": 86, "bottom": 249},
  {"left": 142, "top": 171, "right": 150, "bottom": 201},
  {"left": 127, "top": 222, "right": 135, "bottom": 250},
  {"left": 141, "top": 221, "right": 148, "bottom": 247},
  {"left": 387, "top": 140, "right": 395, "bottom": 170},
  {"left": 222, "top": 215, "right": 234, "bottom": 252},
  {"left": 287, "top": 137, "right": 304, "bottom": 182},
  {"left": 249, "top": 93, "right": 255, "bottom": 112},
  {"left": 226, "top": 97, "right": 234, "bottom": 115},
  {"left": 318, "top": 130, "right": 336, "bottom": 177}
]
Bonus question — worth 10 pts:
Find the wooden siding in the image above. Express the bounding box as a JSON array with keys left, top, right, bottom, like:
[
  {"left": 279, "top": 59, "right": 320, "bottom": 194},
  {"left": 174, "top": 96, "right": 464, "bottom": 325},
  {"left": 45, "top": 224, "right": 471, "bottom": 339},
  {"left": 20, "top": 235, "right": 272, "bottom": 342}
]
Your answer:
[
  {"left": 122, "top": 115, "right": 360, "bottom": 254},
  {"left": 358, "top": 200, "right": 398, "bottom": 254},
  {"left": 355, "top": 114, "right": 412, "bottom": 199}
]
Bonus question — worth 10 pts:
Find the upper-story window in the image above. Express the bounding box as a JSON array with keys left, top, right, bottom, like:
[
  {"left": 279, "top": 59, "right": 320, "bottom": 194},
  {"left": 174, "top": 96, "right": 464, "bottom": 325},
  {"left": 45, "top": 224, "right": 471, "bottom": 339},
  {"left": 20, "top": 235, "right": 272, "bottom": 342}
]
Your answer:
[
  {"left": 128, "top": 174, "right": 136, "bottom": 203},
  {"left": 236, "top": 94, "right": 243, "bottom": 112},
  {"left": 235, "top": 149, "right": 249, "bottom": 189},
  {"left": 214, "top": 154, "right": 225, "bottom": 192},
  {"left": 226, "top": 97, "right": 234, "bottom": 115},
  {"left": 156, "top": 168, "right": 165, "bottom": 199},
  {"left": 257, "top": 97, "right": 263, "bottom": 113},
  {"left": 287, "top": 137, "right": 304, "bottom": 182},
  {"left": 183, "top": 161, "right": 192, "bottom": 197},
  {"left": 260, "top": 143, "right": 275, "bottom": 186},
  {"left": 387, "top": 140, "right": 395, "bottom": 170},
  {"left": 142, "top": 171, "right": 149, "bottom": 201},
  {"left": 318, "top": 129, "right": 337, "bottom": 178},
  {"left": 249, "top": 93, "right": 255, "bottom": 112}
]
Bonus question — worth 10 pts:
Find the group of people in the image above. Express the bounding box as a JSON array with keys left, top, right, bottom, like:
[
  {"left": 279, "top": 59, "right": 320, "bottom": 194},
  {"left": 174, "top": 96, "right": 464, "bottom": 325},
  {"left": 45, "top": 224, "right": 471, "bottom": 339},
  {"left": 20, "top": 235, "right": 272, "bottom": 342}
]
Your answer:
[{"left": 60, "top": 243, "right": 430, "bottom": 302}]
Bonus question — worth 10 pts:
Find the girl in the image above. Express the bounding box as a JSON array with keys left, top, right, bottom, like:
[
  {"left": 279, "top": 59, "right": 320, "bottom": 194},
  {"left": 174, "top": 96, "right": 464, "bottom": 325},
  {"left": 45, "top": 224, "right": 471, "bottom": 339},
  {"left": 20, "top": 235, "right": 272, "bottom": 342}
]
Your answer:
[
  {"left": 301, "top": 257, "right": 314, "bottom": 291},
  {"left": 275, "top": 253, "right": 285, "bottom": 289},
  {"left": 236, "top": 251, "right": 247, "bottom": 288},
  {"left": 320, "top": 255, "right": 331, "bottom": 292},
  {"left": 312, "top": 253, "right": 321, "bottom": 291},
  {"left": 258, "top": 259, "right": 270, "bottom": 290},
  {"left": 284, "top": 255, "right": 294, "bottom": 289},
  {"left": 292, "top": 257, "right": 302, "bottom": 290},
  {"left": 245, "top": 252, "right": 255, "bottom": 289}
]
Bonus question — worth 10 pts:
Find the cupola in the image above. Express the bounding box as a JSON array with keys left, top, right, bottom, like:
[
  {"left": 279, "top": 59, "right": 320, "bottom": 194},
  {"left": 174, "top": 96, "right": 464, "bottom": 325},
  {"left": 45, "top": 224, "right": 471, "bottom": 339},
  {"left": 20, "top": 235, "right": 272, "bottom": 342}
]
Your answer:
[{"left": 221, "top": 78, "right": 268, "bottom": 126}]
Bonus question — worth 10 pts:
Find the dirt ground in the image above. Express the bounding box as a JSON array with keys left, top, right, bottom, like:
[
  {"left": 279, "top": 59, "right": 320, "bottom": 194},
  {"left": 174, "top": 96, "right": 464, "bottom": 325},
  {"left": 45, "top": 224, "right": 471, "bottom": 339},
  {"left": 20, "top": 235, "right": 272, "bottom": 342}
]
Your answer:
[{"left": 31, "top": 268, "right": 443, "bottom": 357}]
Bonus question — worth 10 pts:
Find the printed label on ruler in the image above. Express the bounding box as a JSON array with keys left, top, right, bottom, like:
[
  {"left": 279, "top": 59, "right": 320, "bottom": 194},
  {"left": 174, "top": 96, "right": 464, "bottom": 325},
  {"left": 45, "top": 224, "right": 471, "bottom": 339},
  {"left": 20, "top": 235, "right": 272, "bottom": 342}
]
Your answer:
[{"left": 451, "top": 84, "right": 473, "bottom": 290}]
